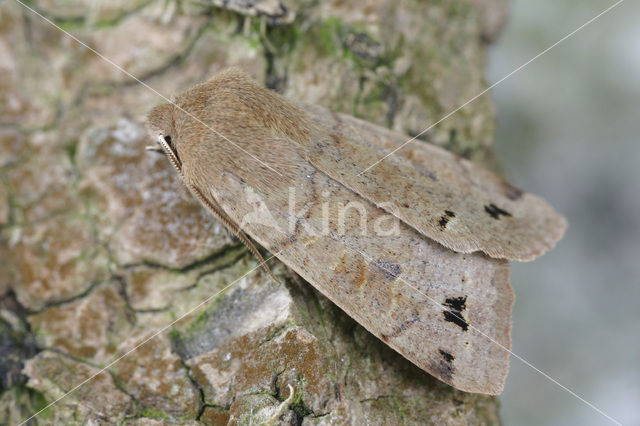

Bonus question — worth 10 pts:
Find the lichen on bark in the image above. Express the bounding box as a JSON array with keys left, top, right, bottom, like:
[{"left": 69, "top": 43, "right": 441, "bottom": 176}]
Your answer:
[{"left": 1, "top": 0, "right": 508, "bottom": 424}]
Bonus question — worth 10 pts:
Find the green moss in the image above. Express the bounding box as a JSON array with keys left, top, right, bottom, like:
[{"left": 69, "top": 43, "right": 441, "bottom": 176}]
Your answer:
[
  {"left": 47, "top": 1, "right": 153, "bottom": 31},
  {"left": 247, "top": 36, "right": 262, "bottom": 51},
  {"left": 443, "top": 129, "right": 483, "bottom": 159},
  {"left": 31, "top": 388, "right": 51, "bottom": 419},
  {"left": 56, "top": 19, "right": 85, "bottom": 32},
  {"left": 315, "top": 17, "right": 344, "bottom": 57},
  {"left": 445, "top": 0, "right": 473, "bottom": 19},
  {"left": 233, "top": 394, "right": 278, "bottom": 419},
  {"left": 140, "top": 405, "right": 170, "bottom": 420},
  {"left": 289, "top": 391, "right": 312, "bottom": 419},
  {"left": 390, "top": 396, "right": 406, "bottom": 422},
  {"left": 259, "top": 323, "right": 292, "bottom": 346},
  {"left": 309, "top": 17, "right": 397, "bottom": 68},
  {"left": 249, "top": 389, "right": 278, "bottom": 398},
  {"left": 265, "top": 24, "right": 301, "bottom": 54},
  {"left": 0, "top": 386, "right": 52, "bottom": 423},
  {"left": 170, "top": 278, "right": 233, "bottom": 343},
  {"left": 168, "top": 328, "right": 182, "bottom": 344},
  {"left": 174, "top": 307, "right": 212, "bottom": 339}
]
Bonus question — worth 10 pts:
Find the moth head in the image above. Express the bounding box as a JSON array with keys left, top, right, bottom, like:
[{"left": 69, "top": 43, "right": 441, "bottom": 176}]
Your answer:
[{"left": 146, "top": 102, "right": 182, "bottom": 173}]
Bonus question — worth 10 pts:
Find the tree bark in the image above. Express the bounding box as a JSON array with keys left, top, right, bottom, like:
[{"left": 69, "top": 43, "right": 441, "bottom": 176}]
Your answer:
[{"left": 0, "top": 0, "right": 508, "bottom": 424}]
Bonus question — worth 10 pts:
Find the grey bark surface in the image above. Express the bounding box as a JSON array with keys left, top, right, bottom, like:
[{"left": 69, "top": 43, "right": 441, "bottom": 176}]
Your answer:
[{"left": 0, "top": 0, "right": 508, "bottom": 424}]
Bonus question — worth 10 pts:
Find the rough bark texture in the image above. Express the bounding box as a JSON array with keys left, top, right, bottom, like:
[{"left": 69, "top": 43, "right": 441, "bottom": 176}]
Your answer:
[{"left": 0, "top": 0, "right": 508, "bottom": 424}]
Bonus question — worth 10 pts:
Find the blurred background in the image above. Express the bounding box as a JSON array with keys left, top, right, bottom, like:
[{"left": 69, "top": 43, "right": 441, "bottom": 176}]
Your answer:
[{"left": 489, "top": 0, "right": 640, "bottom": 424}]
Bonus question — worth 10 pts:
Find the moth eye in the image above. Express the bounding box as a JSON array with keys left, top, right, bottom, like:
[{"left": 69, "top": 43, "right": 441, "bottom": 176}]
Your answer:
[
  {"left": 164, "top": 135, "right": 175, "bottom": 152},
  {"left": 165, "top": 135, "right": 174, "bottom": 149},
  {"left": 163, "top": 135, "right": 181, "bottom": 166}
]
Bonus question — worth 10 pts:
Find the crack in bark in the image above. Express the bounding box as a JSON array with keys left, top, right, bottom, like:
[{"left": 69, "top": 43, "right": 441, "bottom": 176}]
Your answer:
[
  {"left": 257, "top": 323, "right": 292, "bottom": 347},
  {"left": 119, "top": 242, "right": 246, "bottom": 274},
  {"left": 26, "top": 279, "right": 105, "bottom": 315}
]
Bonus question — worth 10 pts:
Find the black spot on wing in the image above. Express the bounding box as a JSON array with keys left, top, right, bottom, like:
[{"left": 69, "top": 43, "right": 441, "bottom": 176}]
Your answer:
[
  {"left": 484, "top": 203, "right": 512, "bottom": 219},
  {"left": 439, "top": 349, "right": 455, "bottom": 362},
  {"left": 442, "top": 296, "right": 468, "bottom": 331},
  {"left": 439, "top": 216, "right": 449, "bottom": 229},
  {"left": 431, "top": 349, "right": 456, "bottom": 382},
  {"left": 438, "top": 210, "right": 456, "bottom": 230},
  {"left": 443, "top": 311, "right": 469, "bottom": 331},
  {"left": 443, "top": 296, "right": 467, "bottom": 312}
]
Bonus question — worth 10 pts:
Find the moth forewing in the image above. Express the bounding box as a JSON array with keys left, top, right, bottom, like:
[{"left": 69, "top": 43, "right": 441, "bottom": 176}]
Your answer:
[
  {"left": 145, "top": 68, "right": 566, "bottom": 395},
  {"left": 299, "top": 103, "right": 567, "bottom": 262},
  {"left": 195, "top": 142, "right": 513, "bottom": 395}
]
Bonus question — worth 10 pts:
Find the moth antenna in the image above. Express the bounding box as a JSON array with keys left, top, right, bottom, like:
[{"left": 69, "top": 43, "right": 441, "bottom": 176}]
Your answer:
[
  {"left": 156, "top": 133, "right": 183, "bottom": 172},
  {"left": 154, "top": 133, "right": 282, "bottom": 285},
  {"left": 189, "top": 185, "right": 282, "bottom": 286}
]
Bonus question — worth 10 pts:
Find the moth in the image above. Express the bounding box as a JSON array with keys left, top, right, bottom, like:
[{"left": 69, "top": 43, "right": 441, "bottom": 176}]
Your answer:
[{"left": 146, "top": 68, "right": 566, "bottom": 395}]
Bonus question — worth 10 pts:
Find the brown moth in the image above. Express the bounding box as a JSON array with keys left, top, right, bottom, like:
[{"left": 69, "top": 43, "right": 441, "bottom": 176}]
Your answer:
[{"left": 146, "top": 68, "right": 566, "bottom": 395}]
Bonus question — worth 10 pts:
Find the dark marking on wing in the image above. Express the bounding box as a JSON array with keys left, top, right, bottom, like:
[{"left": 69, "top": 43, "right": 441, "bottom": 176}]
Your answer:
[
  {"left": 430, "top": 349, "right": 455, "bottom": 382},
  {"left": 439, "top": 216, "right": 449, "bottom": 230},
  {"left": 438, "top": 210, "right": 457, "bottom": 230},
  {"left": 501, "top": 181, "right": 525, "bottom": 201},
  {"left": 418, "top": 168, "right": 438, "bottom": 181},
  {"left": 293, "top": 218, "right": 303, "bottom": 238},
  {"left": 443, "top": 296, "right": 468, "bottom": 331},
  {"left": 439, "top": 349, "right": 455, "bottom": 362},
  {"left": 330, "top": 131, "right": 342, "bottom": 145},
  {"left": 484, "top": 203, "right": 512, "bottom": 219},
  {"left": 443, "top": 311, "right": 469, "bottom": 331},
  {"left": 387, "top": 315, "right": 420, "bottom": 340},
  {"left": 373, "top": 259, "right": 401, "bottom": 281},
  {"left": 443, "top": 296, "right": 467, "bottom": 312},
  {"left": 333, "top": 252, "right": 369, "bottom": 289},
  {"left": 352, "top": 260, "right": 367, "bottom": 288}
]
